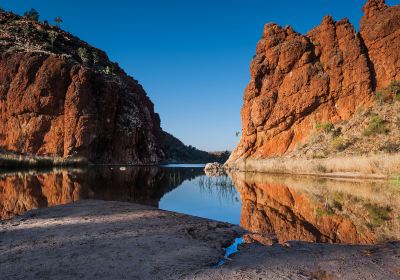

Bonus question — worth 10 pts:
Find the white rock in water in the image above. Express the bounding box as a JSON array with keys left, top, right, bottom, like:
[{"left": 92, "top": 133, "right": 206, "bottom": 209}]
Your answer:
[
  {"left": 119, "top": 167, "right": 127, "bottom": 171},
  {"left": 204, "top": 162, "right": 225, "bottom": 176}
]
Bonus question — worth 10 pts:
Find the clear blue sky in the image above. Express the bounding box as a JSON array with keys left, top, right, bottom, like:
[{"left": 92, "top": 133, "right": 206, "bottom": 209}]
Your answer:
[{"left": 2, "top": 0, "right": 399, "bottom": 151}]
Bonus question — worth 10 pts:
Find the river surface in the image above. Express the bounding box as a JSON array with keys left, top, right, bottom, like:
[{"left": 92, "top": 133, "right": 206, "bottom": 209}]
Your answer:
[{"left": 1, "top": 165, "right": 399, "bottom": 245}]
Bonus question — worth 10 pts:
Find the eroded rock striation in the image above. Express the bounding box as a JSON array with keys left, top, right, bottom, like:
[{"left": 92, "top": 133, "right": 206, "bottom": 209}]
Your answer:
[
  {"left": 0, "top": 11, "right": 164, "bottom": 164},
  {"left": 228, "top": 0, "right": 400, "bottom": 164}
]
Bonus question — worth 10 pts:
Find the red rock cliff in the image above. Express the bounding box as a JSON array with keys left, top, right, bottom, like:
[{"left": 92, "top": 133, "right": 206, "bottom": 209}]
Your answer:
[
  {"left": 0, "top": 11, "right": 164, "bottom": 164},
  {"left": 228, "top": 0, "right": 400, "bottom": 163}
]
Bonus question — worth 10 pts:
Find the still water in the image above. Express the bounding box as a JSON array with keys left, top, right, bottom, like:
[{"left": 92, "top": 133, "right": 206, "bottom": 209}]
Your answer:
[{"left": 1, "top": 165, "right": 399, "bottom": 245}]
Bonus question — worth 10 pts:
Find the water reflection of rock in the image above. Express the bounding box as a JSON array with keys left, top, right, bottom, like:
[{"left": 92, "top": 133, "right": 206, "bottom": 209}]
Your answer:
[
  {"left": 0, "top": 167, "right": 203, "bottom": 220},
  {"left": 228, "top": 172, "right": 400, "bottom": 245}
]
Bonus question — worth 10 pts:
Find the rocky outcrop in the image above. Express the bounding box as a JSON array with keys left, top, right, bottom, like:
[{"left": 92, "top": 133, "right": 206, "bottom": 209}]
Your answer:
[
  {"left": 228, "top": 0, "right": 400, "bottom": 163},
  {"left": 0, "top": 11, "right": 164, "bottom": 164},
  {"left": 361, "top": 0, "right": 400, "bottom": 88},
  {"left": 204, "top": 162, "right": 225, "bottom": 176}
]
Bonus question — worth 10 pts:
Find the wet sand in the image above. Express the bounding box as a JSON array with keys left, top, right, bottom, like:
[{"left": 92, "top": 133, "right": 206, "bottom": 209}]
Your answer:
[
  {"left": 1, "top": 200, "right": 399, "bottom": 280},
  {"left": 189, "top": 241, "right": 400, "bottom": 279}
]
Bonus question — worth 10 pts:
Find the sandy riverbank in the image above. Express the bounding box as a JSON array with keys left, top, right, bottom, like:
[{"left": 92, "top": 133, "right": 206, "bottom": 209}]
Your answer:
[
  {"left": 1, "top": 200, "right": 399, "bottom": 279},
  {"left": 225, "top": 154, "right": 400, "bottom": 180},
  {"left": 0, "top": 150, "right": 87, "bottom": 168}
]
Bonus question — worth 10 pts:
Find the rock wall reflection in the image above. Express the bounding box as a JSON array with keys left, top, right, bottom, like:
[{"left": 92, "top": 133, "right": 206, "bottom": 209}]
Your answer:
[
  {"left": 0, "top": 167, "right": 203, "bottom": 220},
  {"left": 229, "top": 172, "right": 400, "bottom": 245},
  {"left": 2, "top": 167, "right": 399, "bottom": 246}
]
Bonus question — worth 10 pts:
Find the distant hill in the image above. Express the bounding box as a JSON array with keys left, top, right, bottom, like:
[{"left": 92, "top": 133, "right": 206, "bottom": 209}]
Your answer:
[{"left": 162, "top": 132, "right": 230, "bottom": 164}]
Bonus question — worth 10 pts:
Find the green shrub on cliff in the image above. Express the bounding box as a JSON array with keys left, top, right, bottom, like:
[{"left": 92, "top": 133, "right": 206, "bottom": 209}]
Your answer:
[
  {"left": 375, "top": 80, "right": 400, "bottom": 104},
  {"left": 388, "top": 80, "right": 400, "bottom": 98},
  {"left": 375, "top": 90, "right": 392, "bottom": 104},
  {"left": 363, "top": 115, "right": 389, "bottom": 136},
  {"left": 364, "top": 203, "right": 392, "bottom": 227},
  {"left": 316, "top": 122, "right": 334, "bottom": 134},
  {"left": 331, "top": 192, "right": 344, "bottom": 210},
  {"left": 316, "top": 206, "right": 334, "bottom": 217},
  {"left": 92, "top": 52, "right": 99, "bottom": 65},
  {"left": 78, "top": 47, "right": 90, "bottom": 64},
  {"left": 104, "top": 66, "right": 111, "bottom": 75},
  {"left": 330, "top": 136, "right": 346, "bottom": 151},
  {"left": 48, "top": 31, "right": 58, "bottom": 50}
]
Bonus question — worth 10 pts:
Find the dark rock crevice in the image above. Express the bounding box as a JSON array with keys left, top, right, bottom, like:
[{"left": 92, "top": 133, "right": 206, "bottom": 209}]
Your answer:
[{"left": 358, "top": 33, "right": 378, "bottom": 92}]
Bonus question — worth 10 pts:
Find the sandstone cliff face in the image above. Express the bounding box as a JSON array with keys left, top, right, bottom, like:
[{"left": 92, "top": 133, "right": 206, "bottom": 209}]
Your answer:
[
  {"left": 0, "top": 12, "right": 164, "bottom": 164},
  {"left": 361, "top": 0, "right": 400, "bottom": 88},
  {"left": 229, "top": 0, "right": 400, "bottom": 162}
]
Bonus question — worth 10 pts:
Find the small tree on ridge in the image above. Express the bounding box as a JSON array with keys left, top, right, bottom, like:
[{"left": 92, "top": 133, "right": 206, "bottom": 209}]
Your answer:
[
  {"left": 24, "top": 8, "right": 39, "bottom": 21},
  {"left": 54, "top": 16, "right": 63, "bottom": 28}
]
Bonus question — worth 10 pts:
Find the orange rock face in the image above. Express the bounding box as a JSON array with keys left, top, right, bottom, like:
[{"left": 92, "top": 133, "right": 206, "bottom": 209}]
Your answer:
[
  {"left": 361, "top": 0, "right": 400, "bottom": 88},
  {"left": 229, "top": 0, "right": 399, "bottom": 162},
  {"left": 0, "top": 12, "right": 164, "bottom": 164}
]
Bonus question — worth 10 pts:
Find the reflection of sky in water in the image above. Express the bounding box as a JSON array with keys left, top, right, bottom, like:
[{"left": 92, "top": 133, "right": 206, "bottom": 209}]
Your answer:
[
  {"left": 159, "top": 175, "right": 242, "bottom": 225},
  {"left": 161, "top": 164, "right": 206, "bottom": 168},
  {"left": 214, "top": 237, "right": 244, "bottom": 268}
]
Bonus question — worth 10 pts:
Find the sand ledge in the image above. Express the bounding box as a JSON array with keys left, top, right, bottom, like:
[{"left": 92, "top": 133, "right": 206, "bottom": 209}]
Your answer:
[{"left": 1, "top": 200, "right": 399, "bottom": 280}]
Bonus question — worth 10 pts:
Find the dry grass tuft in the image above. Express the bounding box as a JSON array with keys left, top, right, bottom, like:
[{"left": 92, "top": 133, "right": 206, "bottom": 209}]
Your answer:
[{"left": 0, "top": 152, "right": 87, "bottom": 168}]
